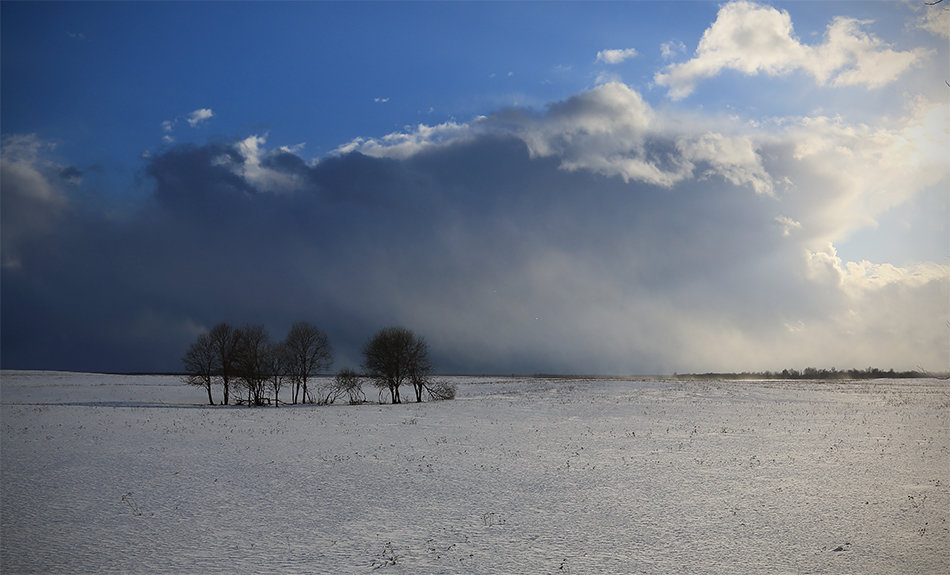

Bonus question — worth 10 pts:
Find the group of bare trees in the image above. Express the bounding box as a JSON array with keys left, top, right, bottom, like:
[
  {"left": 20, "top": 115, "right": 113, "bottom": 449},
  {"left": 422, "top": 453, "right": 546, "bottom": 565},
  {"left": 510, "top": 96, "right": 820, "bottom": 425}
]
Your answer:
[
  {"left": 182, "top": 321, "right": 332, "bottom": 406},
  {"left": 183, "top": 323, "right": 454, "bottom": 406}
]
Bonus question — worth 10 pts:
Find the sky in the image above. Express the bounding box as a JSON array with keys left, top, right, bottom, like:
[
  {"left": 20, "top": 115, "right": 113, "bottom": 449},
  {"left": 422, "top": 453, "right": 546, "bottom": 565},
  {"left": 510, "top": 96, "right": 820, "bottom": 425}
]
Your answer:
[{"left": 2, "top": 0, "right": 948, "bottom": 375}]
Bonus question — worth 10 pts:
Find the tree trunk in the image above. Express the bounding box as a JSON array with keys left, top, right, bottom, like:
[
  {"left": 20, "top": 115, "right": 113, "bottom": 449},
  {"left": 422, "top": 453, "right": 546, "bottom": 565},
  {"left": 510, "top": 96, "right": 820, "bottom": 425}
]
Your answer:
[{"left": 206, "top": 384, "right": 215, "bottom": 406}]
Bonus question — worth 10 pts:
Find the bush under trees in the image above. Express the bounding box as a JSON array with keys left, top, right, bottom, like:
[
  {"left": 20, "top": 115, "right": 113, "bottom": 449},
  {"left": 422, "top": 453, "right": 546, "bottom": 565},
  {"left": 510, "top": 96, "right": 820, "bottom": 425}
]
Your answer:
[{"left": 335, "top": 368, "right": 365, "bottom": 405}]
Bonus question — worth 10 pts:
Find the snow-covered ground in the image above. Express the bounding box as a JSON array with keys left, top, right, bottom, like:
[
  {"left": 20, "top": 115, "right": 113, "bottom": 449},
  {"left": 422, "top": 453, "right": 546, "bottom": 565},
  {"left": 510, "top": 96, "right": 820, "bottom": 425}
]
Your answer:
[{"left": 2, "top": 371, "right": 947, "bottom": 574}]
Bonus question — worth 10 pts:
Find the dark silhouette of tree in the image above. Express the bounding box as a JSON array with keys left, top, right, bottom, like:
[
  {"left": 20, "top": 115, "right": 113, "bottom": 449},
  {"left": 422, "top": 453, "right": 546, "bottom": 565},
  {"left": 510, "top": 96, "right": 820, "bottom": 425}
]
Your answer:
[
  {"left": 236, "top": 324, "right": 270, "bottom": 406},
  {"left": 283, "top": 321, "right": 333, "bottom": 404},
  {"left": 362, "top": 326, "right": 431, "bottom": 404},
  {"left": 407, "top": 337, "right": 433, "bottom": 403},
  {"left": 265, "top": 341, "right": 288, "bottom": 406},
  {"left": 182, "top": 332, "right": 216, "bottom": 405},
  {"left": 208, "top": 322, "right": 241, "bottom": 405}
]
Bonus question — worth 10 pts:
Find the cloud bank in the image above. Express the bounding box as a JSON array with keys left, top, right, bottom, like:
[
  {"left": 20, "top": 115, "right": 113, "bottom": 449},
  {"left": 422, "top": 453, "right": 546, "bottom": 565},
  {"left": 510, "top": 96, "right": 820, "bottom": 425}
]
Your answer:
[{"left": 3, "top": 79, "right": 946, "bottom": 374}]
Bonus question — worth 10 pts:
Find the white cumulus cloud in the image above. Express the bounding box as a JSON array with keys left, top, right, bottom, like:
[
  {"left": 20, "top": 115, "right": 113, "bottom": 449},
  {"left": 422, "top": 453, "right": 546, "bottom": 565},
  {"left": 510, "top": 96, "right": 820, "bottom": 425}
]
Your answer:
[
  {"left": 655, "top": 1, "right": 927, "bottom": 99},
  {"left": 187, "top": 108, "right": 214, "bottom": 127},
  {"left": 775, "top": 215, "right": 802, "bottom": 237},
  {"left": 232, "top": 134, "right": 305, "bottom": 194},
  {"left": 774, "top": 97, "right": 948, "bottom": 247},
  {"left": 660, "top": 40, "right": 686, "bottom": 60},
  {"left": 917, "top": 2, "right": 950, "bottom": 39},
  {"left": 596, "top": 48, "right": 639, "bottom": 64},
  {"left": 676, "top": 131, "right": 773, "bottom": 196},
  {"left": 335, "top": 82, "right": 777, "bottom": 193},
  {"left": 333, "top": 120, "right": 480, "bottom": 160},
  {"left": 159, "top": 108, "right": 215, "bottom": 145},
  {"left": 806, "top": 242, "right": 949, "bottom": 295}
]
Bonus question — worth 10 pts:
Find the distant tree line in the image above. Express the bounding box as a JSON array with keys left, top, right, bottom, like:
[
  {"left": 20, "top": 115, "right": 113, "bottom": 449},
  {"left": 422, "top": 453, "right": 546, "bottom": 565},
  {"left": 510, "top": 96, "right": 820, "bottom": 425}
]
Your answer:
[
  {"left": 682, "top": 367, "right": 935, "bottom": 380},
  {"left": 182, "top": 322, "right": 454, "bottom": 406}
]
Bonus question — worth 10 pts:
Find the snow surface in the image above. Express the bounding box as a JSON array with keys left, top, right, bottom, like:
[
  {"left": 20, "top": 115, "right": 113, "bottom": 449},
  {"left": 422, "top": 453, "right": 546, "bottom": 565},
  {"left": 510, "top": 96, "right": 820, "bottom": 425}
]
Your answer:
[{"left": 2, "top": 371, "right": 948, "bottom": 574}]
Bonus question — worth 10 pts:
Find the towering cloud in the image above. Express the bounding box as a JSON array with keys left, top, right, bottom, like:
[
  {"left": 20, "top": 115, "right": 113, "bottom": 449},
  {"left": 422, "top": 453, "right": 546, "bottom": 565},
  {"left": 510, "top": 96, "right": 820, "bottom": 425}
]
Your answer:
[{"left": 2, "top": 79, "right": 945, "bottom": 374}]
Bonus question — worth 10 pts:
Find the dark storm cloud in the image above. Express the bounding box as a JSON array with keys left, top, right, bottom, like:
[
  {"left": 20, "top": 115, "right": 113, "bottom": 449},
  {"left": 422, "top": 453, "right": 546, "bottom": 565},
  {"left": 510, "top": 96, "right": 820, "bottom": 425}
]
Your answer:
[
  {"left": 1, "top": 131, "right": 794, "bottom": 374},
  {"left": 2, "top": 84, "right": 945, "bottom": 373}
]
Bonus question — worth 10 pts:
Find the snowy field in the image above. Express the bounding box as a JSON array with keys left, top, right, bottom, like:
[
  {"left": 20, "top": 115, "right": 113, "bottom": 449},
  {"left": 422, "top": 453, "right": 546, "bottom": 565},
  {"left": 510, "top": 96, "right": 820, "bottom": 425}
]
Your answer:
[{"left": 2, "top": 371, "right": 948, "bottom": 574}]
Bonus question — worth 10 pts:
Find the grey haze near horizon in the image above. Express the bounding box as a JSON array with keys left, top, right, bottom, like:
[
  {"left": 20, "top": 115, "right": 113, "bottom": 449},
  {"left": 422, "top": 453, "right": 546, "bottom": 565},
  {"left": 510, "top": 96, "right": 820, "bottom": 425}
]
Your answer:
[{"left": 2, "top": 83, "right": 947, "bottom": 375}]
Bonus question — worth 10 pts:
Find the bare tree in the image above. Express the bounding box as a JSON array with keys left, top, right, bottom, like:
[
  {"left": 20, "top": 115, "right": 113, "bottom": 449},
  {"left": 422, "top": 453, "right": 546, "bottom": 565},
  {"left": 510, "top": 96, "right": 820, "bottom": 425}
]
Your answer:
[
  {"left": 283, "top": 321, "right": 333, "bottom": 404},
  {"left": 265, "top": 341, "right": 288, "bottom": 406},
  {"left": 208, "top": 322, "right": 241, "bottom": 405},
  {"left": 236, "top": 324, "right": 270, "bottom": 406},
  {"left": 182, "top": 332, "right": 216, "bottom": 405},
  {"left": 407, "top": 336, "right": 433, "bottom": 403},
  {"left": 362, "top": 326, "right": 431, "bottom": 404}
]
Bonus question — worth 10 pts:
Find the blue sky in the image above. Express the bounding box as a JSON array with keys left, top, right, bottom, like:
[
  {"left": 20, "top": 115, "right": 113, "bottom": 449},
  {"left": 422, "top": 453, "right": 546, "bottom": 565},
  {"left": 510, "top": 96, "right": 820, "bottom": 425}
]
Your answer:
[
  {"left": 2, "top": 1, "right": 948, "bottom": 374},
  {"left": 3, "top": 3, "right": 709, "bottom": 163}
]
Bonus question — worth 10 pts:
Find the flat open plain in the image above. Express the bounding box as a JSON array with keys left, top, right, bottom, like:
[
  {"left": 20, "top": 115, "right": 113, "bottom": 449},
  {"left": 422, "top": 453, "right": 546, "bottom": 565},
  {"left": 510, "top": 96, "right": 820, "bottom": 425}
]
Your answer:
[{"left": 2, "top": 372, "right": 947, "bottom": 574}]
